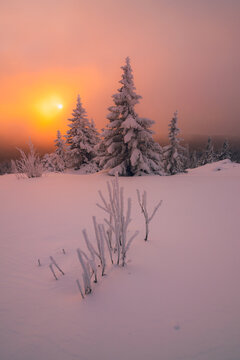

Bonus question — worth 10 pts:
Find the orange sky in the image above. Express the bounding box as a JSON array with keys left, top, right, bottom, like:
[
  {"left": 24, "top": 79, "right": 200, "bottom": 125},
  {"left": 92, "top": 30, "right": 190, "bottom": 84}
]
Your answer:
[{"left": 1, "top": 0, "right": 240, "bottom": 153}]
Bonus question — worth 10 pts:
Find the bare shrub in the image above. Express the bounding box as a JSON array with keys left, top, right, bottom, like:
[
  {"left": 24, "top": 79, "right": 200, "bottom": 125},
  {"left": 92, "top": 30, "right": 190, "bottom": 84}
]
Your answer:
[
  {"left": 136, "top": 189, "right": 162, "bottom": 241},
  {"left": 97, "top": 174, "right": 138, "bottom": 266},
  {"left": 12, "top": 140, "right": 44, "bottom": 178}
]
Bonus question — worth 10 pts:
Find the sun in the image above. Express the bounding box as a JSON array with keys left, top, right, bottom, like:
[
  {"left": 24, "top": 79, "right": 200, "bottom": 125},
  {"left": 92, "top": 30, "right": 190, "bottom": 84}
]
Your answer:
[{"left": 35, "top": 95, "right": 64, "bottom": 119}]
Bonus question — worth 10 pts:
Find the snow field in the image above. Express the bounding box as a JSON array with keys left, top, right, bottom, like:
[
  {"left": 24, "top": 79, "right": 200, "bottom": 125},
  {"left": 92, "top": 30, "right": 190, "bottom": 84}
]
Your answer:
[{"left": 1, "top": 160, "right": 240, "bottom": 360}]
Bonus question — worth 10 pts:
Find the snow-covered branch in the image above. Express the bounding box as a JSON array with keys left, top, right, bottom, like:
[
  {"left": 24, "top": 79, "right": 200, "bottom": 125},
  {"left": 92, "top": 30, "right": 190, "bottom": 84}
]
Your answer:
[
  {"left": 97, "top": 174, "right": 137, "bottom": 266},
  {"left": 136, "top": 189, "right": 162, "bottom": 241},
  {"left": 76, "top": 249, "right": 92, "bottom": 295}
]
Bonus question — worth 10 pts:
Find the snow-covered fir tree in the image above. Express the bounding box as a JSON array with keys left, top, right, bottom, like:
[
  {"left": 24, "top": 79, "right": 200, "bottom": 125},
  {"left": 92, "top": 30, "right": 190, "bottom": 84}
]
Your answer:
[
  {"left": 42, "top": 131, "right": 67, "bottom": 172},
  {"left": 98, "top": 57, "right": 164, "bottom": 176},
  {"left": 54, "top": 130, "right": 66, "bottom": 171},
  {"left": 218, "top": 139, "right": 231, "bottom": 160},
  {"left": 184, "top": 143, "right": 191, "bottom": 169},
  {"left": 189, "top": 149, "right": 198, "bottom": 168},
  {"left": 42, "top": 153, "right": 56, "bottom": 172},
  {"left": 55, "top": 130, "right": 65, "bottom": 158},
  {"left": 163, "top": 111, "right": 187, "bottom": 175},
  {"left": 65, "top": 95, "right": 99, "bottom": 170},
  {"left": 90, "top": 118, "right": 100, "bottom": 145},
  {"left": 201, "top": 137, "right": 216, "bottom": 165}
]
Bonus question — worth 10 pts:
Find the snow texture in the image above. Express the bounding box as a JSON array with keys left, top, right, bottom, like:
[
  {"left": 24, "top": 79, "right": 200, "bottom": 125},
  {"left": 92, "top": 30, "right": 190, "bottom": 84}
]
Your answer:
[{"left": 1, "top": 160, "right": 240, "bottom": 360}]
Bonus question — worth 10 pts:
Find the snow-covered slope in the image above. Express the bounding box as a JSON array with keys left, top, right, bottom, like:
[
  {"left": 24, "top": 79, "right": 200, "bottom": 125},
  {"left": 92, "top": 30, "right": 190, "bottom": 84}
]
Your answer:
[{"left": 1, "top": 160, "right": 240, "bottom": 360}]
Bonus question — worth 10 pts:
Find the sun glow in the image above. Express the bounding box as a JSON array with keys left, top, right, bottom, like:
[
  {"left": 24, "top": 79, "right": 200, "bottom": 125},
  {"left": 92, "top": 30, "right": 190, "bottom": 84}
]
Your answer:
[
  {"left": 0, "top": 66, "right": 103, "bottom": 146},
  {"left": 36, "top": 95, "right": 64, "bottom": 118}
]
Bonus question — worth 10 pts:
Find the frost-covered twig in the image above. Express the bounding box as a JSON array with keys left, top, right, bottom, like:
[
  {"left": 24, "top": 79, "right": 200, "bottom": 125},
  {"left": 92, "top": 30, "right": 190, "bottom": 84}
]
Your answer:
[
  {"left": 92, "top": 217, "right": 106, "bottom": 276},
  {"left": 76, "top": 279, "right": 85, "bottom": 299},
  {"left": 49, "top": 264, "right": 58, "bottom": 280},
  {"left": 121, "top": 230, "right": 139, "bottom": 266},
  {"left": 77, "top": 249, "right": 92, "bottom": 294},
  {"left": 82, "top": 229, "right": 98, "bottom": 282},
  {"left": 50, "top": 256, "right": 65, "bottom": 275},
  {"left": 97, "top": 174, "right": 137, "bottom": 266},
  {"left": 136, "top": 189, "right": 162, "bottom": 241},
  {"left": 101, "top": 224, "right": 114, "bottom": 264}
]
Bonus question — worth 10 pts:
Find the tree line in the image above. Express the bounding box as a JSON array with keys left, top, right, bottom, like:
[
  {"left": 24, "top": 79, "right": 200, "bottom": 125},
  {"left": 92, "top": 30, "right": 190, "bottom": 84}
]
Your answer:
[{"left": 9, "top": 57, "right": 234, "bottom": 178}]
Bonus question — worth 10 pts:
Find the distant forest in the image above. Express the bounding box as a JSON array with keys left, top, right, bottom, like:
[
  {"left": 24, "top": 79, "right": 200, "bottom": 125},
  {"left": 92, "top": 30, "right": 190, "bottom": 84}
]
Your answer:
[{"left": 1, "top": 135, "right": 240, "bottom": 175}]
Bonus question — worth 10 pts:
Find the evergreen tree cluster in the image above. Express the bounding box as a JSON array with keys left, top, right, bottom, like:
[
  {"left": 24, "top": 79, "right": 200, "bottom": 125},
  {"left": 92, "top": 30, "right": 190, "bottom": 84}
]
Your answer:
[
  {"left": 188, "top": 137, "right": 232, "bottom": 169},
  {"left": 13, "top": 57, "right": 234, "bottom": 177},
  {"left": 44, "top": 57, "right": 188, "bottom": 176}
]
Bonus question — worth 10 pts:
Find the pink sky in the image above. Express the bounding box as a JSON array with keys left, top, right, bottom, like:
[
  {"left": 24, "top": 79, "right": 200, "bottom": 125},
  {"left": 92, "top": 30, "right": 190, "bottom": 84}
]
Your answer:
[{"left": 0, "top": 0, "right": 240, "bottom": 149}]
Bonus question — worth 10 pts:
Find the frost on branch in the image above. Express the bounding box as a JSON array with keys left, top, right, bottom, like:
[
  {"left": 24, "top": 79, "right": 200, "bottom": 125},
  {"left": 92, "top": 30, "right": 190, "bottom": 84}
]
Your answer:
[
  {"left": 136, "top": 189, "right": 162, "bottom": 241},
  {"left": 77, "top": 249, "right": 92, "bottom": 295},
  {"left": 96, "top": 173, "right": 138, "bottom": 266},
  {"left": 83, "top": 221, "right": 106, "bottom": 277},
  {"left": 12, "top": 140, "right": 44, "bottom": 178}
]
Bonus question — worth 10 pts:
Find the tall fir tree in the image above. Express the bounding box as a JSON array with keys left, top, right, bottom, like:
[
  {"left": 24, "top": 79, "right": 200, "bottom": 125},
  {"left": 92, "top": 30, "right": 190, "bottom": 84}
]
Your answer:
[
  {"left": 98, "top": 57, "right": 164, "bottom": 176},
  {"left": 202, "top": 137, "right": 216, "bottom": 165},
  {"left": 218, "top": 138, "right": 231, "bottom": 160},
  {"left": 65, "top": 95, "right": 99, "bottom": 169},
  {"left": 164, "top": 111, "right": 187, "bottom": 175}
]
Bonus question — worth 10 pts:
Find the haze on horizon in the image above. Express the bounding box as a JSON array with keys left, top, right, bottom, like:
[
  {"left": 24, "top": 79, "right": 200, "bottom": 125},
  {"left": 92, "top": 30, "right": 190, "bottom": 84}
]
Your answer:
[{"left": 0, "top": 0, "right": 240, "bottom": 154}]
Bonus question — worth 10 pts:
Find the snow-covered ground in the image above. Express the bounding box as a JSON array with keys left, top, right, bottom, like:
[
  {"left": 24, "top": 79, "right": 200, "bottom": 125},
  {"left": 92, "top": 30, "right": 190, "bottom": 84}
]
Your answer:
[{"left": 1, "top": 159, "right": 240, "bottom": 360}]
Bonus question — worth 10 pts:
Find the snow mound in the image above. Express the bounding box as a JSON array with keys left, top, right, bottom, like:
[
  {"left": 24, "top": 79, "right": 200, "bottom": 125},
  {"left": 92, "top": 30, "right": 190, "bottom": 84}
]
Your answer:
[{"left": 188, "top": 159, "right": 240, "bottom": 176}]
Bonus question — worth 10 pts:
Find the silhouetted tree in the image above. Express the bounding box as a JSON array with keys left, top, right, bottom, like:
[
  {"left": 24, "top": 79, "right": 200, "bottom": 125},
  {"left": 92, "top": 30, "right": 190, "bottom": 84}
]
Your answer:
[{"left": 218, "top": 139, "right": 231, "bottom": 160}]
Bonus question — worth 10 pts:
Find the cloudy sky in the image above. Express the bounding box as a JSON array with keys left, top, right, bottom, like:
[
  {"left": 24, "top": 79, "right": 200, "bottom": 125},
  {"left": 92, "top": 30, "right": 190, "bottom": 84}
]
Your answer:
[{"left": 1, "top": 0, "right": 240, "bottom": 151}]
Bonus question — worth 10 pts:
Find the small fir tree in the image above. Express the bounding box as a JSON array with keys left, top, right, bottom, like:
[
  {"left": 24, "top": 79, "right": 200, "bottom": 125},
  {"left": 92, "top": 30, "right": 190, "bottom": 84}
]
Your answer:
[
  {"left": 65, "top": 95, "right": 99, "bottom": 169},
  {"left": 189, "top": 149, "right": 198, "bottom": 168},
  {"left": 54, "top": 130, "right": 67, "bottom": 171},
  {"left": 164, "top": 111, "right": 187, "bottom": 175},
  {"left": 55, "top": 130, "right": 66, "bottom": 159},
  {"left": 42, "top": 131, "right": 67, "bottom": 173},
  {"left": 218, "top": 139, "right": 231, "bottom": 160},
  {"left": 98, "top": 57, "right": 164, "bottom": 176},
  {"left": 42, "top": 153, "right": 56, "bottom": 172},
  {"left": 202, "top": 137, "right": 216, "bottom": 165}
]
